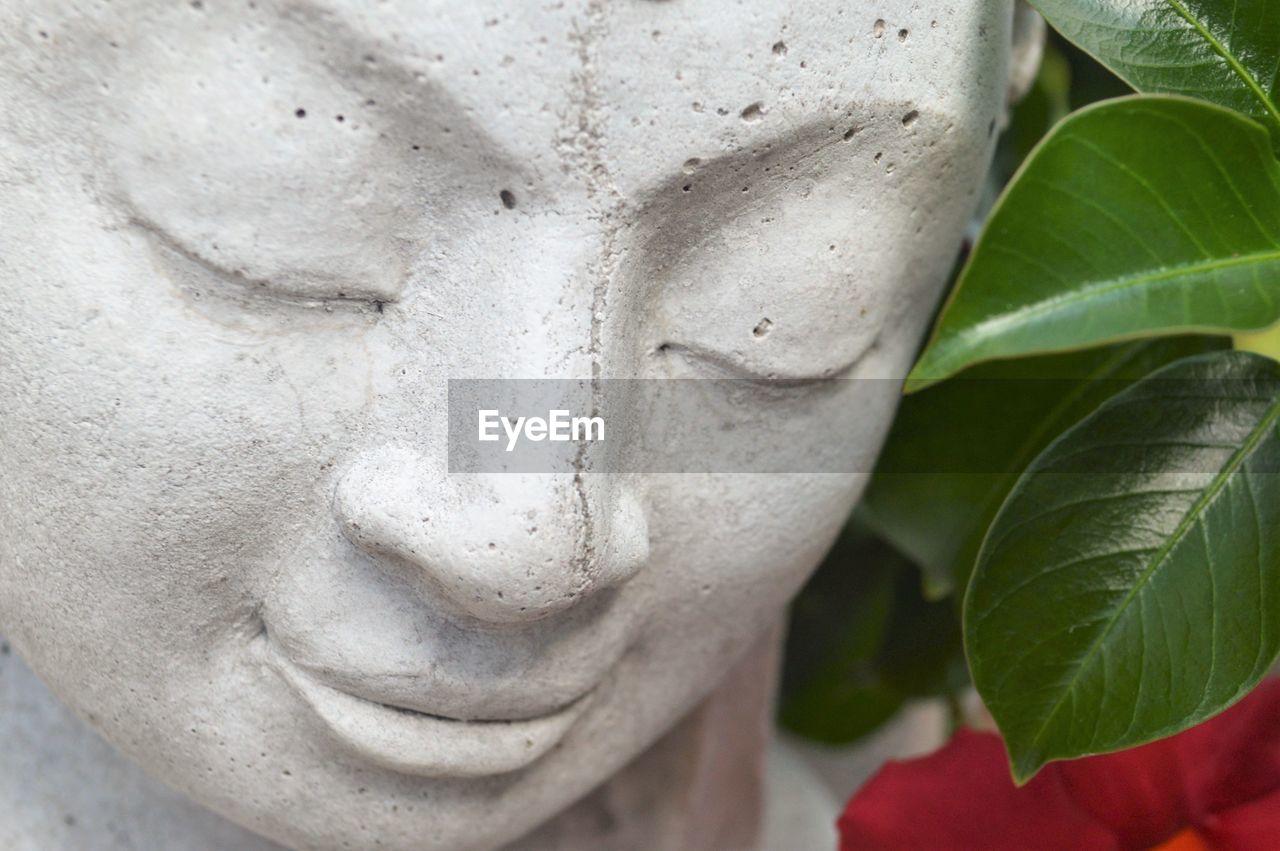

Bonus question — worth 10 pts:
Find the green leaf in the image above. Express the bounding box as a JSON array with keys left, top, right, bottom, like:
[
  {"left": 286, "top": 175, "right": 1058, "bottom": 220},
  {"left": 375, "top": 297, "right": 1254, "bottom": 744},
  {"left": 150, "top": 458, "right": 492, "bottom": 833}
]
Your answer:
[
  {"left": 1030, "top": 0, "right": 1280, "bottom": 141},
  {"left": 1057, "top": 33, "right": 1131, "bottom": 112},
  {"left": 863, "top": 336, "right": 1225, "bottom": 599},
  {"left": 907, "top": 97, "right": 1280, "bottom": 392},
  {"left": 779, "top": 525, "right": 962, "bottom": 745},
  {"left": 964, "top": 350, "right": 1280, "bottom": 782}
]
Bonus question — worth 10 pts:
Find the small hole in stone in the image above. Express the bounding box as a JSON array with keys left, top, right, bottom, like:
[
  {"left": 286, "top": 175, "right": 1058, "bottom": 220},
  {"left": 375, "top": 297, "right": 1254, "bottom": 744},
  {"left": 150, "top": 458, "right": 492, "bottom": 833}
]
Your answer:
[
  {"left": 411, "top": 144, "right": 421, "bottom": 151},
  {"left": 294, "top": 108, "right": 306, "bottom": 118},
  {"left": 873, "top": 19, "right": 886, "bottom": 37},
  {"left": 901, "top": 110, "right": 919, "bottom": 127},
  {"left": 682, "top": 183, "right": 692, "bottom": 192},
  {"left": 499, "top": 189, "right": 517, "bottom": 209},
  {"left": 753, "top": 318, "right": 773, "bottom": 337},
  {"left": 740, "top": 102, "right": 765, "bottom": 123},
  {"left": 772, "top": 40, "right": 787, "bottom": 55},
  {"left": 898, "top": 28, "right": 909, "bottom": 41},
  {"left": 335, "top": 114, "right": 345, "bottom": 123},
  {"left": 682, "top": 157, "right": 701, "bottom": 174},
  {"left": 874, "top": 152, "right": 883, "bottom": 162},
  {"left": 843, "top": 126, "right": 861, "bottom": 141}
]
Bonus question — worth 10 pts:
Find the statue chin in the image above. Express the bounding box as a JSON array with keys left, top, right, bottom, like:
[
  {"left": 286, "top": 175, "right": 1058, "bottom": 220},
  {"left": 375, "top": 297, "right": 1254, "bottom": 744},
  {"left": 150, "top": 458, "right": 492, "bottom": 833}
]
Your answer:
[{"left": 0, "top": 1, "right": 1034, "bottom": 848}]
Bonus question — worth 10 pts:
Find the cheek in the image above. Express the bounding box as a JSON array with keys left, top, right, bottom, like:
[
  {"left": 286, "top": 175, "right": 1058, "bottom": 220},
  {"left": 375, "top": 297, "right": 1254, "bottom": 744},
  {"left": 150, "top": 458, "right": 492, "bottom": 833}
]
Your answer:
[
  {"left": 632, "top": 367, "right": 903, "bottom": 656},
  {"left": 0, "top": 204, "right": 375, "bottom": 657},
  {"left": 645, "top": 473, "right": 864, "bottom": 617}
]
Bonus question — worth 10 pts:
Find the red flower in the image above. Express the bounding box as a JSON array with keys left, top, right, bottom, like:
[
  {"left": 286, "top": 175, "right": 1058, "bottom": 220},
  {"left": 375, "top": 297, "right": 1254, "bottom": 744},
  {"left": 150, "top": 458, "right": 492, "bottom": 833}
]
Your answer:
[{"left": 839, "top": 679, "right": 1280, "bottom": 850}]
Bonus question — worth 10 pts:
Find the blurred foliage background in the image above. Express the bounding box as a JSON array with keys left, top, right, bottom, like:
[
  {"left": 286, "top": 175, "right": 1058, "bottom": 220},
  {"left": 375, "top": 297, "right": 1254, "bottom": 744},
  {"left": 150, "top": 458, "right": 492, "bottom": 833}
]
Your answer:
[{"left": 778, "top": 31, "right": 1129, "bottom": 746}]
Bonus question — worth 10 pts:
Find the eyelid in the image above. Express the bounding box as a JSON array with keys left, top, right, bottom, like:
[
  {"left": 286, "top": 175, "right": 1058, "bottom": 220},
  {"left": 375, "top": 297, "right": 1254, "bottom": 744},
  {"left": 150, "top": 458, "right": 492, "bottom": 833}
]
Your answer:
[
  {"left": 138, "top": 220, "right": 396, "bottom": 312},
  {"left": 656, "top": 341, "right": 856, "bottom": 387}
]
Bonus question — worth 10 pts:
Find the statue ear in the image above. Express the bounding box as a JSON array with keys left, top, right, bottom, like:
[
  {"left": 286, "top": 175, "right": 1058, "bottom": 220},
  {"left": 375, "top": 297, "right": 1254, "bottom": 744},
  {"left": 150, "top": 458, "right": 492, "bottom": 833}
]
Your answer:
[{"left": 1007, "top": 1, "right": 1046, "bottom": 108}]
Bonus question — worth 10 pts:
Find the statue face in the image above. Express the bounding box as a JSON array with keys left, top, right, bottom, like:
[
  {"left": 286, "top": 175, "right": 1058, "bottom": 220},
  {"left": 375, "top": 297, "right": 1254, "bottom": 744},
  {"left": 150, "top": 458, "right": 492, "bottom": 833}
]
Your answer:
[{"left": 0, "top": 1, "right": 1016, "bottom": 848}]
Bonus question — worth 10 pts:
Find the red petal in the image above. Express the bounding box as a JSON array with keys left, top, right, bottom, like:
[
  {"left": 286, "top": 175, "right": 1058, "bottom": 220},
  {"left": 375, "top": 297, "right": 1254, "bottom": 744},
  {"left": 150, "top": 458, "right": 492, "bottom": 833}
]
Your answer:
[
  {"left": 1172, "top": 679, "right": 1280, "bottom": 819},
  {"left": 1196, "top": 789, "right": 1280, "bottom": 850},
  {"left": 1054, "top": 679, "right": 1280, "bottom": 848},
  {"left": 838, "top": 680, "right": 1280, "bottom": 850},
  {"left": 838, "top": 729, "right": 1118, "bottom": 850},
  {"left": 1052, "top": 733, "right": 1193, "bottom": 846}
]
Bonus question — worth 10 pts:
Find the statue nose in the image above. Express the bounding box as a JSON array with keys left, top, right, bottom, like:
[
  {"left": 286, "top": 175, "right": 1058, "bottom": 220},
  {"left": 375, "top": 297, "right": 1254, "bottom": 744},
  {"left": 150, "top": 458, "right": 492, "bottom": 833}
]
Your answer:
[{"left": 332, "top": 448, "right": 649, "bottom": 624}]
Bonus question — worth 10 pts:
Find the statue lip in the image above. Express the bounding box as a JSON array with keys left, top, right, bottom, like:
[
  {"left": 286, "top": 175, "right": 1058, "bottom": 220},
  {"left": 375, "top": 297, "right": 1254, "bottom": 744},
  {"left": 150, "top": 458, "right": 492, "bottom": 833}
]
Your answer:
[{"left": 264, "top": 641, "right": 594, "bottom": 778}]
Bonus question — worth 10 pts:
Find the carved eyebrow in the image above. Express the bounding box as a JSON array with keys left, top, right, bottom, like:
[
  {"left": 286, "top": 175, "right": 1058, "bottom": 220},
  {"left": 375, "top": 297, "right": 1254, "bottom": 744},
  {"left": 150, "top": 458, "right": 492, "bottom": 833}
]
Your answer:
[
  {"left": 270, "top": 2, "right": 519, "bottom": 170},
  {"left": 634, "top": 114, "right": 867, "bottom": 254}
]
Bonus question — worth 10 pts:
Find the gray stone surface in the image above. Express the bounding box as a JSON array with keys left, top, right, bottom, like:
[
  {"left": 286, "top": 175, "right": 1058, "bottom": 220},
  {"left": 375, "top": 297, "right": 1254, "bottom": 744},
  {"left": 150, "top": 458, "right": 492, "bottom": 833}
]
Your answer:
[{"left": 0, "top": 1, "right": 1040, "bottom": 847}]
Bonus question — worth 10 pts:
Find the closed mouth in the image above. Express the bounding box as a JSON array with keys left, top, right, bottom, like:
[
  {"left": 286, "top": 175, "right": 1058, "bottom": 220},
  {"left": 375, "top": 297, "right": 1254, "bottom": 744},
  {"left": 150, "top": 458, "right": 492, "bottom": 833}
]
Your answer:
[{"left": 264, "top": 641, "right": 593, "bottom": 778}]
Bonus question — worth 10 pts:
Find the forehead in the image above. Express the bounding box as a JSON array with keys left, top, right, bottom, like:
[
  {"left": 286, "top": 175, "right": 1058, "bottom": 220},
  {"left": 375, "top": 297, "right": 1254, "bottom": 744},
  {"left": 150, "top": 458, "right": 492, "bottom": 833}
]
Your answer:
[
  {"left": 19, "top": 0, "right": 1008, "bottom": 198},
  {"left": 319, "top": 0, "right": 1006, "bottom": 192}
]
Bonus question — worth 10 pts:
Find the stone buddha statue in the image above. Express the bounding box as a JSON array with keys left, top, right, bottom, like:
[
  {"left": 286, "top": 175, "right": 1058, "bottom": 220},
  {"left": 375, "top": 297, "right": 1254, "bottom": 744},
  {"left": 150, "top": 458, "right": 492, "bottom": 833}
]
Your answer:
[{"left": 0, "top": 1, "right": 1041, "bottom": 848}]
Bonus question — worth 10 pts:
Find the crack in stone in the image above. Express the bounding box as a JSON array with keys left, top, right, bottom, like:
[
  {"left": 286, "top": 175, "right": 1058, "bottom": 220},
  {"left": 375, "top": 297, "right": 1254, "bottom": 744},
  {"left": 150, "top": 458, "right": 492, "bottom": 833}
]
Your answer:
[{"left": 564, "top": 0, "right": 625, "bottom": 598}]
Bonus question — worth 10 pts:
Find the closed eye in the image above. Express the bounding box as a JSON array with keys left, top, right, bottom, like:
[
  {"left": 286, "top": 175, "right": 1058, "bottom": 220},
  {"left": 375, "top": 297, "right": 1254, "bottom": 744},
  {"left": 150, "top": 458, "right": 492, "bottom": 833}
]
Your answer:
[
  {"left": 654, "top": 341, "right": 859, "bottom": 388},
  {"left": 139, "top": 220, "right": 395, "bottom": 313}
]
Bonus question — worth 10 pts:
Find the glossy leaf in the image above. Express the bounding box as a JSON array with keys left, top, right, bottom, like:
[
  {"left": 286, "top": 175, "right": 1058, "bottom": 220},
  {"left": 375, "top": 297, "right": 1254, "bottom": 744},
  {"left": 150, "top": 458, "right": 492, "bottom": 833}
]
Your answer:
[
  {"left": 863, "top": 336, "right": 1225, "bottom": 598},
  {"left": 907, "top": 97, "right": 1280, "bottom": 391},
  {"left": 1030, "top": 0, "right": 1280, "bottom": 141},
  {"left": 965, "top": 351, "right": 1280, "bottom": 782}
]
